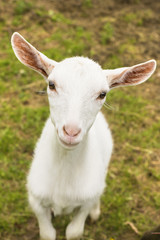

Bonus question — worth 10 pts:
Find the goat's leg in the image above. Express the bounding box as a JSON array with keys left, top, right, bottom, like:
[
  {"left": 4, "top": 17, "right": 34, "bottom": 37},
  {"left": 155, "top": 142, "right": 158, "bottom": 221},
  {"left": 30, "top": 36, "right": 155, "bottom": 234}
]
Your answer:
[
  {"left": 29, "top": 193, "right": 56, "bottom": 240},
  {"left": 66, "top": 208, "right": 88, "bottom": 240},
  {"left": 89, "top": 199, "right": 101, "bottom": 221},
  {"left": 66, "top": 203, "right": 94, "bottom": 240}
]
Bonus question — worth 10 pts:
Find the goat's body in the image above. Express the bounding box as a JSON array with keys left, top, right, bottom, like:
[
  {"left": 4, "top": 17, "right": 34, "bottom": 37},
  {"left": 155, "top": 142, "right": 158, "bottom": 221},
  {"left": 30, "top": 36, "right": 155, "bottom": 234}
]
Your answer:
[{"left": 27, "top": 112, "right": 113, "bottom": 217}]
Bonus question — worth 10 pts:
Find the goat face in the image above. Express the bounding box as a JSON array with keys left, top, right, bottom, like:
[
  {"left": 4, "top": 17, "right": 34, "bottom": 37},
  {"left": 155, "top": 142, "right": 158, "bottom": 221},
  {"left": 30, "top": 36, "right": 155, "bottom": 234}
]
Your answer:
[{"left": 47, "top": 57, "right": 109, "bottom": 148}]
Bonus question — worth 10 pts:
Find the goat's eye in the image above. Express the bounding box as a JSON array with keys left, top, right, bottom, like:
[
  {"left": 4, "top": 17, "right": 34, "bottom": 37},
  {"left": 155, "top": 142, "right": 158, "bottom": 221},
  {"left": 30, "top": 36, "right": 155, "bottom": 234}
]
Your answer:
[
  {"left": 97, "top": 92, "right": 106, "bottom": 100},
  {"left": 49, "top": 81, "right": 56, "bottom": 90}
]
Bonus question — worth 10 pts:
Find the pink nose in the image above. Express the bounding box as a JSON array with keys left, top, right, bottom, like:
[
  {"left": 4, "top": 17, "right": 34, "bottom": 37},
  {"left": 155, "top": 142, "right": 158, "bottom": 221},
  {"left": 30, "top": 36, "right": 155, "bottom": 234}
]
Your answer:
[{"left": 63, "top": 124, "right": 81, "bottom": 137}]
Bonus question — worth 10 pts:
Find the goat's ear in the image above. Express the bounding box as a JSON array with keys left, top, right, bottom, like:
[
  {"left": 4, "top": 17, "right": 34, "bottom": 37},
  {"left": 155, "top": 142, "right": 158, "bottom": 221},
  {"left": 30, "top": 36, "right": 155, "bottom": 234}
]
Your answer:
[
  {"left": 11, "top": 32, "right": 57, "bottom": 78},
  {"left": 103, "top": 60, "right": 156, "bottom": 89}
]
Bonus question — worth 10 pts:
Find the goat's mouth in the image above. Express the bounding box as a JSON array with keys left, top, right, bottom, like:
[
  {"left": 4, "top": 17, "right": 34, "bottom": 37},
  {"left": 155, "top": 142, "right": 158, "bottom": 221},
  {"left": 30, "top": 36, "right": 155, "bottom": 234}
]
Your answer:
[{"left": 59, "top": 137, "right": 80, "bottom": 148}]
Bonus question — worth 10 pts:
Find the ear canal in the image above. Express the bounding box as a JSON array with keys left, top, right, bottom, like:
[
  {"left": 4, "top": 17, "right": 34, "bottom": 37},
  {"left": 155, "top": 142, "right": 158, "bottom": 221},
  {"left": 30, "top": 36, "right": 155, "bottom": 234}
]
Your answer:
[
  {"left": 104, "top": 60, "right": 156, "bottom": 89},
  {"left": 11, "top": 32, "right": 56, "bottom": 78}
]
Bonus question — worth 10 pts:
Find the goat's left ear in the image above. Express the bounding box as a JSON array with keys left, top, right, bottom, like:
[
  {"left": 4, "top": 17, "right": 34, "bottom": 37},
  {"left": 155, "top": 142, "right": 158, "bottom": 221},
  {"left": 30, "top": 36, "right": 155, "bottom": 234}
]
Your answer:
[
  {"left": 11, "top": 32, "right": 57, "bottom": 79},
  {"left": 103, "top": 60, "right": 156, "bottom": 89}
]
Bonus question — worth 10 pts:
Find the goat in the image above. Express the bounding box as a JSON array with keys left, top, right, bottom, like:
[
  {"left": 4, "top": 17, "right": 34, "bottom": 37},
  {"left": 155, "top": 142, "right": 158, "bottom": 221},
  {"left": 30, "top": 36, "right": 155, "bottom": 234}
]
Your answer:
[{"left": 11, "top": 32, "right": 156, "bottom": 240}]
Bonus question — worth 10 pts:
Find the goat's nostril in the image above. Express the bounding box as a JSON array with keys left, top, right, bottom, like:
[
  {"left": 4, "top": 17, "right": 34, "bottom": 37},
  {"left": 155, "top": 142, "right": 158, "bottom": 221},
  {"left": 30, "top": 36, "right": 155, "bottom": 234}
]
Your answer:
[{"left": 63, "top": 125, "right": 81, "bottom": 137}]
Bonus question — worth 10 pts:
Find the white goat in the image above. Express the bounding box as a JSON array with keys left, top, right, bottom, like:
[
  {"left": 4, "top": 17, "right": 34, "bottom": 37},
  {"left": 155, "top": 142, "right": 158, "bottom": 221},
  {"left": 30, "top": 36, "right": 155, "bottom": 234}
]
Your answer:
[{"left": 11, "top": 32, "right": 156, "bottom": 240}]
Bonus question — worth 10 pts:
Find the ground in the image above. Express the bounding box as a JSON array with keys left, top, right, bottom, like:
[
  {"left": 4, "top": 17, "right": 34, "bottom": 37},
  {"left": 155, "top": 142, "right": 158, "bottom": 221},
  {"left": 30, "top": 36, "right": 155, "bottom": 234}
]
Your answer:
[{"left": 0, "top": 0, "right": 160, "bottom": 240}]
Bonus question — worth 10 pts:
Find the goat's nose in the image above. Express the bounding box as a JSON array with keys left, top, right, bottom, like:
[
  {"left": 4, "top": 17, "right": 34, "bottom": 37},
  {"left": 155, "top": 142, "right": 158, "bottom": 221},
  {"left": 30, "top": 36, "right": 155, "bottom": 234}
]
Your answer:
[{"left": 63, "top": 124, "right": 81, "bottom": 137}]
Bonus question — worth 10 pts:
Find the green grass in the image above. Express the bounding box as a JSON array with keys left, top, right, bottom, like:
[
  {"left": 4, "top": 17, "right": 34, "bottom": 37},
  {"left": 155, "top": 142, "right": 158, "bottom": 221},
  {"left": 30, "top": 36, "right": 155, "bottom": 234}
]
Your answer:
[
  {"left": 83, "top": 0, "right": 93, "bottom": 8},
  {"left": 0, "top": 1, "right": 160, "bottom": 240},
  {"left": 14, "top": 0, "right": 33, "bottom": 15},
  {"left": 101, "top": 22, "right": 114, "bottom": 44},
  {"left": 122, "top": 9, "right": 154, "bottom": 27},
  {"left": 45, "top": 26, "right": 92, "bottom": 59}
]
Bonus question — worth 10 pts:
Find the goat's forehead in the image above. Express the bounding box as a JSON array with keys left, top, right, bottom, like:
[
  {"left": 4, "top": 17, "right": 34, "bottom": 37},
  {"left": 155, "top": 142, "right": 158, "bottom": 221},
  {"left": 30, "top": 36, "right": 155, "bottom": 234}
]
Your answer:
[
  {"left": 49, "top": 57, "right": 106, "bottom": 87},
  {"left": 58, "top": 57, "right": 102, "bottom": 71}
]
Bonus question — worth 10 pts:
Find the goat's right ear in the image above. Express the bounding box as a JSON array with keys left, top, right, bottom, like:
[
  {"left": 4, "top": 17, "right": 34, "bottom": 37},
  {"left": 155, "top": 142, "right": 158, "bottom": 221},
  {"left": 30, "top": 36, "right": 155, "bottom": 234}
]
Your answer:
[{"left": 11, "top": 32, "right": 57, "bottom": 79}]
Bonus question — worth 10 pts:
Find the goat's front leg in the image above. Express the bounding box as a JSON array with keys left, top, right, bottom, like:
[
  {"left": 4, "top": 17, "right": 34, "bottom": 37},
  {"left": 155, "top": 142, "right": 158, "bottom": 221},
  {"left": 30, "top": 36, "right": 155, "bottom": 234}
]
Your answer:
[
  {"left": 89, "top": 199, "right": 101, "bottom": 222},
  {"left": 29, "top": 193, "right": 56, "bottom": 240},
  {"left": 66, "top": 202, "right": 95, "bottom": 240}
]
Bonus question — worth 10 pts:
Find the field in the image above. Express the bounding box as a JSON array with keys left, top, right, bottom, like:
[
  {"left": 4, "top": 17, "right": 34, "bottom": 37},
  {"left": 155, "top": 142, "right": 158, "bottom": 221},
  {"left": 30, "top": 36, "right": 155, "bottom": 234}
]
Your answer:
[{"left": 0, "top": 0, "right": 160, "bottom": 239}]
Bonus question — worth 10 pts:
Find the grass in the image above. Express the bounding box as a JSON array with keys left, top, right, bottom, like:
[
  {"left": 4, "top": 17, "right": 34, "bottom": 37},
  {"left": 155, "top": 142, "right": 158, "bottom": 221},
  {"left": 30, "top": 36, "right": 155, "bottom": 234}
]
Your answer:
[
  {"left": 48, "top": 26, "right": 91, "bottom": 58},
  {"left": 14, "top": 0, "right": 33, "bottom": 15},
  {"left": 83, "top": 0, "right": 93, "bottom": 8},
  {"left": 0, "top": 0, "right": 160, "bottom": 240},
  {"left": 101, "top": 22, "right": 114, "bottom": 44},
  {"left": 122, "top": 9, "right": 154, "bottom": 27}
]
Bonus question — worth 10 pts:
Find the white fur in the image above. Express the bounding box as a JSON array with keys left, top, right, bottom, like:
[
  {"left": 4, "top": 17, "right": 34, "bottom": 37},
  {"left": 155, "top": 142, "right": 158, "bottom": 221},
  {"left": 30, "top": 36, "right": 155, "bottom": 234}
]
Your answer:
[
  {"left": 11, "top": 32, "right": 156, "bottom": 240},
  {"left": 28, "top": 112, "right": 112, "bottom": 240},
  {"left": 27, "top": 57, "right": 113, "bottom": 240}
]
